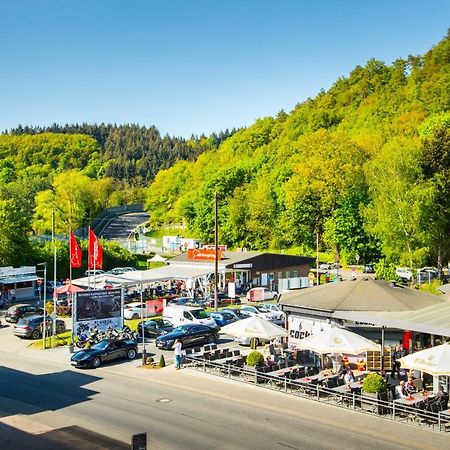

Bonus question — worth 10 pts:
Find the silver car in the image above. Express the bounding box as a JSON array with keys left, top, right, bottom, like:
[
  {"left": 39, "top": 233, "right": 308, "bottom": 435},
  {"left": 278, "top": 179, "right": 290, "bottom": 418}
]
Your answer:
[{"left": 14, "top": 315, "right": 66, "bottom": 339}]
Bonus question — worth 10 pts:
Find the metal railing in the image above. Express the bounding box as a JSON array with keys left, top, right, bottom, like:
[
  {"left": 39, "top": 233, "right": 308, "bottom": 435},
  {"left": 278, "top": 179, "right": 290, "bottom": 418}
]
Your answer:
[{"left": 186, "top": 355, "right": 450, "bottom": 433}]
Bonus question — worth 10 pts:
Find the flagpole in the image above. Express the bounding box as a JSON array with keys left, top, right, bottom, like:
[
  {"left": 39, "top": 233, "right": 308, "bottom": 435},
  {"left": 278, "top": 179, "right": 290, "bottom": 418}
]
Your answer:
[
  {"left": 69, "top": 227, "right": 72, "bottom": 283},
  {"left": 87, "top": 226, "right": 91, "bottom": 290},
  {"left": 52, "top": 210, "right": 57, "bottom": 348}
]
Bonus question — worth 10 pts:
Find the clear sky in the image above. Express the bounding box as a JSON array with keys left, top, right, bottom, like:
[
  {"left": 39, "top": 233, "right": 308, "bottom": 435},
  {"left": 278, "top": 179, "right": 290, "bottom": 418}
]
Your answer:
[{"left": 1, "top": 1, "right": 449, "bottom": 138}]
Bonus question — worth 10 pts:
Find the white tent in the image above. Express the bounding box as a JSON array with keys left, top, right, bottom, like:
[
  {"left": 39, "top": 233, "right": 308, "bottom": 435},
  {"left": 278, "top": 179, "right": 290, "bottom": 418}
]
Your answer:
[
  {"left": 399, "top": 343, "right": 450, "bottom": 376},
  {"left": 147, "top": 253, "right": 167, "bottom": 263},
  {"left": 299, "top": 327, "right": 380, "bottom": 354},
  {"left": 220, "top": 316, "right": 288, "bottom": 340}
]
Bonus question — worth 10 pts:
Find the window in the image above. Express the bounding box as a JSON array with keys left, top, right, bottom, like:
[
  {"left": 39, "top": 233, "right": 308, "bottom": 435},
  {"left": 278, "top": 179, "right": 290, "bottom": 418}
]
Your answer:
[
  {"left": 278, "top": 272, "right": 282, "bottom": 280},
  {"left": 285, "top": 271, "right": 291, "bottom": 279},
  {"left": 183, "top": 311, "right": 191, "bottom": 320},
  {"left": 293, "top": 271, "right": 298, "bottom": 278}
]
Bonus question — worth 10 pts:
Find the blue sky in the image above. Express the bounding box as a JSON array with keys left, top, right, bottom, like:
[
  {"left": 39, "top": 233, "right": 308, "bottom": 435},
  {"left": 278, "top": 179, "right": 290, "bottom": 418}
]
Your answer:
[{"left": 1, "top": 1, "right": 449, "bottom": 138}]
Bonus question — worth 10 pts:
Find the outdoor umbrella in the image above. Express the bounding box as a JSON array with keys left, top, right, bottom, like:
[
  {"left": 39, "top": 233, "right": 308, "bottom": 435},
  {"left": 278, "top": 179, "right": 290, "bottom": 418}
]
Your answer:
[
  {"left": 398, "top": 343, "right": 450, "bottom": 376},
  {"left": 220, "top": 315, "right": 288, "bottom": 340},
  {"left": 55, "top": 283, "right": 85, "bottom": 295},
  {"left": 298, "top": 327, "right": 380, "bottom": 354}
]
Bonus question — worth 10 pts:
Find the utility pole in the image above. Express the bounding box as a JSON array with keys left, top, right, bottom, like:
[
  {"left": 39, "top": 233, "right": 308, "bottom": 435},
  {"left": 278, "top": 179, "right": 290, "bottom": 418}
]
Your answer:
[
  {"left": 214, "top": 192, "right": 219, "bottom": 313},
  {"left": 316, "top": 232, "right": 320, "bottom": 286},
  {"left": 37, "top": 262, "right": 47, "bottom": 350},
  {"left": 52, "top": 210, "right": 57, "bottom": 348}
]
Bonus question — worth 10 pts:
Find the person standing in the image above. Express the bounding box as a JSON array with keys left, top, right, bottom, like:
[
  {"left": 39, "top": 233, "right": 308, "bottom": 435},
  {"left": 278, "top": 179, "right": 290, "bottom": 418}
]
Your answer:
[
  {"left": 172, "top": 339, "right": 183, "bottom": 370},
  {"left": 10, "top": 288, "right": 16, "bottom": 303}
]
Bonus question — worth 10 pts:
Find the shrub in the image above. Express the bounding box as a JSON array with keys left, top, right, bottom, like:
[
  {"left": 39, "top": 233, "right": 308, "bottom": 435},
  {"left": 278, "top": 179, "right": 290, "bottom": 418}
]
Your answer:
[
  {"left": 246, "top": 351, "right": 264, "bottom": 367},
  {"left": 362, "top": 372, "right": 387, "bottom": 393},
  {"left": 159, "top": 354, "right": 166, "bottom": 367}
]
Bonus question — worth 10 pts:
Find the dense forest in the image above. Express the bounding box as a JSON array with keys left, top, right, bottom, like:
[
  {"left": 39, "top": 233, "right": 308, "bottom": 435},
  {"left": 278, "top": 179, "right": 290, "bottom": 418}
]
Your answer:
[
  {"left": 146, "top": 33, "right": 450, "bottom": 270},
  {"left": 0, "top": 33, "right": 449, "bottom": 274}
]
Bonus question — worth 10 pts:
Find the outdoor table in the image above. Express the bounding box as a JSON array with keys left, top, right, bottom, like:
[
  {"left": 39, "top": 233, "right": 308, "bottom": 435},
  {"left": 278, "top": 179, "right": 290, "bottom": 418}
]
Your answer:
[
  {"left": 332, "top": 381, "right": 363, "bottom": 394},
  {"left": 270, "top": 365, "right": 307, "bottom": 378},
  {"left": 394, "top": 392, "right": 435, "bottom": 406},
  {"left": 297, "top": 373, "right": 334, "bottom": 384},
  {"left": 353, "top": 370, "right": 369, "bottom": 381}
]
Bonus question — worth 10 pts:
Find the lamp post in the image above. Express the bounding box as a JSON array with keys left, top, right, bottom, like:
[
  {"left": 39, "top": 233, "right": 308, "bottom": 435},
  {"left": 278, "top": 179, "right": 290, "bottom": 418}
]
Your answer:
[
  {"left": 214, "top": 192, "right": 219, "bottom": 313},
  {"left": 37, "top": 262, "right": 47, "bottom": 350},
  {"left": 140, "top": 282, "right": 147, "bottom": 365}
]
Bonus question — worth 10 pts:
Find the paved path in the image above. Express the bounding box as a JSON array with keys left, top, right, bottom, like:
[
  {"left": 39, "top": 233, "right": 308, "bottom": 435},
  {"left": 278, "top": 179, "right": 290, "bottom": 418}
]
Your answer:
[{"left": 0, "top": 331, "right": 449, "bottom": 450}]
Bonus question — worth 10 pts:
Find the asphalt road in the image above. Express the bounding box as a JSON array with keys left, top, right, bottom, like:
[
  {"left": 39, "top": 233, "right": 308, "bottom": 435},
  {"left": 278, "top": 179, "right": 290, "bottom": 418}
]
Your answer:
[{"left": 0, "top": 331, "right": 448, "bottom": 450}]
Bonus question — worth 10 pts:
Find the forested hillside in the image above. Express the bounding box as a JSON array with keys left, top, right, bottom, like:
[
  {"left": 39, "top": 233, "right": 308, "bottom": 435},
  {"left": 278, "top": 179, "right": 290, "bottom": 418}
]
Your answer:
[{"left": 146, "top": 33, "right": 450, "bottom": 269}]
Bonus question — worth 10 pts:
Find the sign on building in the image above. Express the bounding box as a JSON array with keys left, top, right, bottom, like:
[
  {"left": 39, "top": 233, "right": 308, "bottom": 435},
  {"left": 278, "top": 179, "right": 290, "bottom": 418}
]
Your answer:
[{"left": 288, "top": 316, "right": 332, "bottom": 347}]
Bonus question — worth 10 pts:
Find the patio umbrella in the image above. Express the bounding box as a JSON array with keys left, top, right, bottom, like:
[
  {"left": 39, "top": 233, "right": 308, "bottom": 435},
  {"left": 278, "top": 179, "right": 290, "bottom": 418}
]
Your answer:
[
  {"left": 220, "top": 315, "right": 288, "bottom": 340},
  {"left": 55, "top": 283, "right": 85, "bottom": 295},
  {"left": 298, "top": 327, "right": 380, "bottom": 354},
  {"left": 398, "top": 343, "right": 450, "bottom": 376}
]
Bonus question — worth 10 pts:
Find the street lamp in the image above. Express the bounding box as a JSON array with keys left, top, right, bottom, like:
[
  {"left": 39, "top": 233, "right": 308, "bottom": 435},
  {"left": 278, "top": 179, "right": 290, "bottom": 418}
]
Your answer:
[{"left": 37, "top": 262, "right": 47, "bottom": 350}]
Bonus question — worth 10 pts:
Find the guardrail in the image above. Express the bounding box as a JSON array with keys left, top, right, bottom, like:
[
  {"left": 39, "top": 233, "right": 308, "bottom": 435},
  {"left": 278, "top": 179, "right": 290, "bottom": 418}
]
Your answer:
[{"left": 186, "top": 355, "right": 450, "bottom": 433}]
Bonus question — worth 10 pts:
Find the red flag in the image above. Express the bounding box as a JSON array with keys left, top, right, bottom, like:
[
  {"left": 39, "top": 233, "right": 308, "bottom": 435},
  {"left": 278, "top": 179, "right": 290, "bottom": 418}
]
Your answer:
[
  {"left": 88, "top": 228, "right": 103, "bottom": 269},
  {"left": 69, "top": 231, "right": 82, "bottom": 268}
]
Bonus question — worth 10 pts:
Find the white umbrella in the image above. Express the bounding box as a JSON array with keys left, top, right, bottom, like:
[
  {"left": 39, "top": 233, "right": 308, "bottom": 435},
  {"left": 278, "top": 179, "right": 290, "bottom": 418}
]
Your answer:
[
  {"left": 299, "top": 327, "right": 380, "bottom": 354},
  {"left": 147, "top": 253, "right": 167, "bottom": 262},
  {"left": 220, "top": 315, "right": 288, "bottom": 340},
  {"left": 398, "top": 343, "right": 450, "bottom": 376}
]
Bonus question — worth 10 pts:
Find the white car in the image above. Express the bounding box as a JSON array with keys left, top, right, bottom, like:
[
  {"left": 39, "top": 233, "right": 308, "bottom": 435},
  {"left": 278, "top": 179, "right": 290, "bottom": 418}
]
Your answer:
[
  {"left": 259, "top": 303, "right": 286, "bottom": 322},
  {"left": 124, "top": 302, "right": 157, "bottom": 320},
  {"left": 240, "top": 305, "right": 280, "bottom": 323},
  {"left": 246, "top": 287, "right": 279, "bottom": 302},
  {"left": 84, "top": 269, "right": 106, "bottom": 277},
  {"left": 395, "top": 267, "right": 413, "bottom": 282}
]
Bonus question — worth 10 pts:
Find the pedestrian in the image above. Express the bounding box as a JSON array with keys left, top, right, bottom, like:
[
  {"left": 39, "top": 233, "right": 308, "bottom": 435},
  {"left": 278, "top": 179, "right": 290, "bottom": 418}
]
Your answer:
[
  {"left": 10, "top": 288, "right": 16, "bottom": 303},
  {"left": 172, "top": 339, "right": 183, "bottom": 370}
]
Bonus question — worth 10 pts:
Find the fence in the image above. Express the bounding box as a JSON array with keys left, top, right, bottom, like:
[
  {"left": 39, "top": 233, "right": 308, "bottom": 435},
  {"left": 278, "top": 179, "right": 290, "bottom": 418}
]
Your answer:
[{"left": 186, "top": 355, "right": 450, "bottom": 433}]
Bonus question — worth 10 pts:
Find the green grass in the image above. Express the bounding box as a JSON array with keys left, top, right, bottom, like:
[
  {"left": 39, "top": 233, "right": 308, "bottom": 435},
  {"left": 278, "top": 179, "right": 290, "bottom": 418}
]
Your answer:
[{"left": 31, "top": 331, "right": 72, "bottom": 349}]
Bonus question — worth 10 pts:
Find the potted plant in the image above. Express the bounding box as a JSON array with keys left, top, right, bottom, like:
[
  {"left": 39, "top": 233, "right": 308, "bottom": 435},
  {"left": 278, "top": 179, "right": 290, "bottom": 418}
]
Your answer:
[
  {"left": 246, "top": 351, "right": 264, "bottom": 367},
  {"left": 362, "top": 372, "right": 388, "bottom": 414}
]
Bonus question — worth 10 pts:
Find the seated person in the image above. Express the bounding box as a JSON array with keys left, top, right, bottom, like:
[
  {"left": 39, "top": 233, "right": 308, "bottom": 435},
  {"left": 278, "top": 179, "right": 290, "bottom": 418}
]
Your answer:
[
  {"left": 405, "top": 377, "right": 417, "bottom": 393},
  {"left": 344, "top": 369, "right": 356, "bottom": 384},
  {"left": 265, "top": 356, "right": 275, "bottom": 366},
  {"left": 395, "top": 380, "right": 408, "bottom": 399}
]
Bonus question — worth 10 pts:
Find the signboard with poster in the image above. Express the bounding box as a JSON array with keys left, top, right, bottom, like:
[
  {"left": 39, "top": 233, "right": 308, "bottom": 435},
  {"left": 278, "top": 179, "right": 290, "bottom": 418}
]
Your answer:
[
  {"left": 187, "top": 248, "right": 222, "bottom": 261},
  {"left": 145, "top": 299, "right": 164, "bottom": 316},
  {"left": 73, "top": 288, "right": 123, "bottom": 336}
]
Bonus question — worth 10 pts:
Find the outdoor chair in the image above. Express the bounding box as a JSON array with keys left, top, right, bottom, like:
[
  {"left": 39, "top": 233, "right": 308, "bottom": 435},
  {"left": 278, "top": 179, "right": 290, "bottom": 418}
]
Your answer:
[
  {"left": 337, "top": 377, "right": 345, "bottom": 387},
  {"left": 231, "top": 350, "right": 241, "bottom": 357}
]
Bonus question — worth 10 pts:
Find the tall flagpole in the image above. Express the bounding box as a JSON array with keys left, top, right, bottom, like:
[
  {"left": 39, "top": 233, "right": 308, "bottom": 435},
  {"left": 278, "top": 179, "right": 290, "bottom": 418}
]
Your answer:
[
  {"left": 87, "top": 226, "right": 91, "bottom": 290},
  {"left": 52, "top": 210, "right": 57, "bottom": 348},
  {"left": 69, "top": 227, "right": 72, "bottom": 283}
]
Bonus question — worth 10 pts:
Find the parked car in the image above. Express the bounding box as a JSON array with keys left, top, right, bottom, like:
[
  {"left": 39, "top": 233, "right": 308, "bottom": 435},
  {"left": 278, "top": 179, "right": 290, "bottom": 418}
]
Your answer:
[
  {"left": 205, "top": 293, "right": 241, "bottom": 307},
  {"left": 123, "top": 302, "right": 157, "bottom": 320},
  {"left": 13, "top": 315, "right": 66, "bottom": 339},
  {"left": 136, "top": 319, "right": 174, "bottom": 338},
  {"left": 396, "top": 267, "right": 413, "bottom": 282},
  {"left": 220, "top": 308, "right": 251, "bottom": 321},
  {"left": 363, "top": 264, "right": 374, "bottom": 274},
  {"left": 233, "top": 334, "right": 271, "bottom": 347},
  {"left": 185, "top": 298, "right": 207, "bottom": 307},
  {"left": 319, "top": 262, "right": 335, "bottom": 270},
  {"left": 108, "top": 267, "right": 128, "bottom": 275},
  {"left": 209, "top": 311, "right": 238, "bottom": 327},
  {"left": 246, "top": 287, "right": 280, "bottom": 302},
  {"left": 71, "top": 339, "right": 138, "bottom": 368},
  {"left": 84, "top": 269, "right": 106, "bottom": 277},
  {"left": 163, "top": 305, "right": 217, "bottom": 328},
  {"left": 167, "top": 297, "right": 193, "bottom": 306},
  {"left": 5, "top": 304, "right": 44, "bottom": 323},
  {"left": 156, "top": 324, "right": 219, "bottom": 350},
  {"left": 240, "top": 305, "right": 279, "bottom": 323},
  {"left": 259, "top": 303, "right": 286, "bottom": 322}
]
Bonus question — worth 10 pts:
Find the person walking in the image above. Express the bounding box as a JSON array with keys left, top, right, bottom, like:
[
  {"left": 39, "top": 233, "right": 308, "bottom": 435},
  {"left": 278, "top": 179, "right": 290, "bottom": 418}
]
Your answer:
[{"left": 172, "top": 339, "right": 183, "bottom": 370}]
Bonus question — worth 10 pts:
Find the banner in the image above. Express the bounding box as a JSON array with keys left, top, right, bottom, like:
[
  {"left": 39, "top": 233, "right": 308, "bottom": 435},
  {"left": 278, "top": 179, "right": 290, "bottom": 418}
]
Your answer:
[
  {"left": 70, "top": 230, "right": 82, "bottom": 268},
  {"left": 73, "top": 288, "right": 123, "bottom": 336},
  {"left": 88, "top": 228, "right": 103, "bottom": 269}
]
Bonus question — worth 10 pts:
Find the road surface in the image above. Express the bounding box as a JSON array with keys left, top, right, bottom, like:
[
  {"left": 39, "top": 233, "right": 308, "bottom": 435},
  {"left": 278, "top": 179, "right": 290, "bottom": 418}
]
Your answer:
[{"left": 0, "top": 340, "right": 448, "bottom": 450}]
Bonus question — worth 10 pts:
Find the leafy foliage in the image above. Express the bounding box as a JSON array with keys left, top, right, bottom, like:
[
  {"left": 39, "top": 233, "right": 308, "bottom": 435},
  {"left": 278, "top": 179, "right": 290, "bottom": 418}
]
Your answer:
[
  {"left": 246, "top": 351, "right": 265, "bottom": 367},
  {"left": 362, "top": 372, "right": 387, "bottom": 393}
]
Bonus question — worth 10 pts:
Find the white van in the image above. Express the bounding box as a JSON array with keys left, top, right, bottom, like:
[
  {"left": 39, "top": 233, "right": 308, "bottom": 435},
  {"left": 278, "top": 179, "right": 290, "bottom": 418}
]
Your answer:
[{"left": 163, "top": 305, "right": 216, "bottom": 328}]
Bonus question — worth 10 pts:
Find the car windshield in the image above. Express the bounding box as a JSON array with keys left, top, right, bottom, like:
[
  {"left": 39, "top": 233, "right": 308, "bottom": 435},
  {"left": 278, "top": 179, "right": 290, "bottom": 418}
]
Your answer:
[
  {"left": 191, "top": 309, "right": 209, "bottom": 319},
  {"left": 91, "top": 341, "right": 110, "bottom": 350},
  {"left": 17, "top": 319, "right": 29, "bottom": 325},
  {"left": 171, "top": 326, "right": 188, "bottom": 335},
  {"left": 256, "top": 306, "right": 268, "bottom": 312}
]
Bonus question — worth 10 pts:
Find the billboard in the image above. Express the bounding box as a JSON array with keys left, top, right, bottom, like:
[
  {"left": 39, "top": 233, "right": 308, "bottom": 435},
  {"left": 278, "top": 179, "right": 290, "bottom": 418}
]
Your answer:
[
  {"left": 73, "top": 288, "right": 123, "bottom": 336},
  {"left": 146, "top": 299, "right": 164, "bottom": 316},
  {"left": 287, "top": 316, "right": 332, "bottom": 347}
]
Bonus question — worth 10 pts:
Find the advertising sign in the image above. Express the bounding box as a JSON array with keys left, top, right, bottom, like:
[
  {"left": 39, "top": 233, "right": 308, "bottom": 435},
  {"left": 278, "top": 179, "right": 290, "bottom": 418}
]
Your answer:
[
  {"left": 187, "top": 248, "right": 222, "bottom": 261},
  {"left": 288, "top": 316, "right": 332, "bottom": 347},
  {"left": 146, "top": 299, "right": 164, "bottom": 316},
  {"left": 73, "top": 288, "right": 123, "bottom": 336}
]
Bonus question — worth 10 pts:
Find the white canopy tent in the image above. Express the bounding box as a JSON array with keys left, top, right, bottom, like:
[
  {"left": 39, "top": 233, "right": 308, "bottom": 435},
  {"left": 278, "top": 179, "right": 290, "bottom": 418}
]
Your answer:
[
  {"left": 147, "top": 253, "right": 167, "bottom": 263},
  {"left": 221, "top": 316, "right": 288, "bottom": 340},
  {"left": 299, "top": 327, "right": 381, "bottom": 355}
]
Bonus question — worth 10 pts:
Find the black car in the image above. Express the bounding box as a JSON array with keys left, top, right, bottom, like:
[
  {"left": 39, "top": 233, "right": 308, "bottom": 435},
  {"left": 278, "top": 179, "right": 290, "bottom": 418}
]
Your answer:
[
  {"left": 5, "top": 304, "right": 44, "bottom": 323},
  {"left": 70, "top": 339, "right": 138, "bottom": 369},
  {"left": 156, "top": 324, "right": 219, "bottom": 350},
  {"left": 137, "top": 319, "right": 174, "bottom": 338}
]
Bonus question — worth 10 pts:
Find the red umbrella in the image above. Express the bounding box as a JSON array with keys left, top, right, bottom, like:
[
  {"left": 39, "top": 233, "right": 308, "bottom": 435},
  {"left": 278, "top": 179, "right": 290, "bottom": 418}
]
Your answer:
[{"left": 55, "top": 283, "right": 85, "bottom": 295}]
